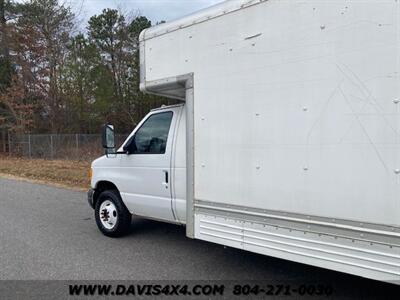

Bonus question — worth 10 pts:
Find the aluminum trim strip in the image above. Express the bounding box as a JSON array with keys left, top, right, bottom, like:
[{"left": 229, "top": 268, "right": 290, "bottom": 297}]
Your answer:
[
  {"left": 196, "top": 203, "right": 400, "bottom": 238},
  {"left": 199, "top": 231, "right": 400, "bottom": 276},
  {"left": 199, "top": 225, "right": 400, "bottom": 268},
  {"left": 200, "top": 219, "right": 400, "bottom": 259}
]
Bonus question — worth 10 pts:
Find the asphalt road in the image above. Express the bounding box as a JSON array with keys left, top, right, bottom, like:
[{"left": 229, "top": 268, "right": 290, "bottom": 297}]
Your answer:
[{"left": 0, "top": 177, "right": 397, "bottom": 298}]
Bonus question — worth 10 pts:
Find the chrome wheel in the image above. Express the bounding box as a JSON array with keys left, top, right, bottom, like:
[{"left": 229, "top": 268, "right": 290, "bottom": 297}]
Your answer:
[{"left": 99, "top": 200, "right": 118, "bottom": 230}]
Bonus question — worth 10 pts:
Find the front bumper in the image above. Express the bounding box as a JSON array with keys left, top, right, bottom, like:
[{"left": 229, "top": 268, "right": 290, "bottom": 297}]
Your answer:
[{"left": 87, "top": 188, "right": 95, "bottom": 209}]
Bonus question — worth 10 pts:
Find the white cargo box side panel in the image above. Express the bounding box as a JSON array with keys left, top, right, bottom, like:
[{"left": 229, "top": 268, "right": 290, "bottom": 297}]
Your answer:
[
  {"left": 141, "top": 0, "right": 400, "bottom": 282},
  {"left": 142, "top": 0, "right": 400, "bottom": 226}
]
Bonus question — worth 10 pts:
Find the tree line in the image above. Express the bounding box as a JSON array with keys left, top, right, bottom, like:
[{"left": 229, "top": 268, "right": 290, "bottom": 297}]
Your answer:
[{"left": 0, "top": 0, "right": 175, "bottom": 134}]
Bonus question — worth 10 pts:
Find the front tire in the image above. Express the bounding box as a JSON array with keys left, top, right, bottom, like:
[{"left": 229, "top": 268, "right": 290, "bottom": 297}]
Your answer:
[{"left": 95, "top": 190, "right": 132, "bottom": 237}]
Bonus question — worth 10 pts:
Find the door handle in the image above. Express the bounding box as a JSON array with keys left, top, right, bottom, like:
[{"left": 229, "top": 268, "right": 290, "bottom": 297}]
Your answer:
[
  {"left": 164, "top": 170, "right": 169, "bottom": 183},
  {"left": 162, "top": 170, "right": 169, "bottom": 189}
]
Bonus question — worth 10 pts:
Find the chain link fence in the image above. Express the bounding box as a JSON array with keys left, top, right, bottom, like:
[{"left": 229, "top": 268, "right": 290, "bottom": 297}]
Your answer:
[{"left": 2, "top": 133, "right": 129, "bottom": 161}]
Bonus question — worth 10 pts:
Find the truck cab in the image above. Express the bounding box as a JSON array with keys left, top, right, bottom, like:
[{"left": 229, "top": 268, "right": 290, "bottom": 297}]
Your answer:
[{"left": 88, "top": 103, "right": 186, "bottom": 236}]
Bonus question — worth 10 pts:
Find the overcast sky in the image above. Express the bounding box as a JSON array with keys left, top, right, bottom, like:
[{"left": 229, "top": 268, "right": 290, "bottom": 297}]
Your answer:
[{"left": 73, "top": 0, "right": 225, "bottom": 26}]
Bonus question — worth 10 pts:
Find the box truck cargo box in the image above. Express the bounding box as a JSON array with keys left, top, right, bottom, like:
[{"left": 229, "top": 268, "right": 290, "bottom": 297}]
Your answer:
[{"left": 89, "top": 0, "right": 400, "bottom": 283}]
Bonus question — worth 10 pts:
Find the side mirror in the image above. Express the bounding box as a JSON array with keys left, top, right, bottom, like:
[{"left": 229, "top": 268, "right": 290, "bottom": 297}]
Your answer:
[{"left": 101, "top": 124, "right": 115, "bottom": 154}]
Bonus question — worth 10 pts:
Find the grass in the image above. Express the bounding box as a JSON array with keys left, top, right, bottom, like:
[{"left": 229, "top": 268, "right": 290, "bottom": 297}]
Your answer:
[{"left": 0, "top": 155, "right": 91, "bottom": 190}]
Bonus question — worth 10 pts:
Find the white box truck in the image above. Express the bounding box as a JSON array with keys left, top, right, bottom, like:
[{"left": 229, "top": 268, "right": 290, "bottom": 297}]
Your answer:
[{"left": 88, "top": 0, "right": 400, "bottom": 284}]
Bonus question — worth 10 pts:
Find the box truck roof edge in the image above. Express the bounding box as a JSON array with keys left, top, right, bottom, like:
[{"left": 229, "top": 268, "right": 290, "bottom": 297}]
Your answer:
[{"left": 139, "top": 0, "right": 264, "bottom": 43}]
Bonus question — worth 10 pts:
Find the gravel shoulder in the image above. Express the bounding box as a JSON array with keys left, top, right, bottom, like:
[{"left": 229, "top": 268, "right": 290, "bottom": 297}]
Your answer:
[{"left": 0, "top": 155, "right": 90, "bottom": 189}]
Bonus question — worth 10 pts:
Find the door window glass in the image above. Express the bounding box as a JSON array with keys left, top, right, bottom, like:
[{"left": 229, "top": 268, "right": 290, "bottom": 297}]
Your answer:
[{"left": 127, "top": 112, "right": 173, "bottom": 154}]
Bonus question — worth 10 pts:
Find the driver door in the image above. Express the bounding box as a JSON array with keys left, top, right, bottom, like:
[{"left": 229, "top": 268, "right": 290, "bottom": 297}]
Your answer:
[{"left": 117, "top": 109, "right": 177, "bottom": 222}]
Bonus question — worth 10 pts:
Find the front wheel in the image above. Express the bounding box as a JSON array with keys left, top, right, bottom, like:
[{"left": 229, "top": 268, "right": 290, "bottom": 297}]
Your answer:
[{"left": 95, "top": 190, "right": 132, "bottom": 237}]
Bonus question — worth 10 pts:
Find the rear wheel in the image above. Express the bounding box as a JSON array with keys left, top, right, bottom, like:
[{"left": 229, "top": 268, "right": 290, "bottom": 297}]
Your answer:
[{"left": 95, "top": 190, "right": 131, "bottom": 237}]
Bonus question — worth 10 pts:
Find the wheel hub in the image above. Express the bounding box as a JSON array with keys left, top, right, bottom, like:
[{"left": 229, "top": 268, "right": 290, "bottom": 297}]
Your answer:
[{"left": 99, "top": 200, "right": 117, "bottom": 229}]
